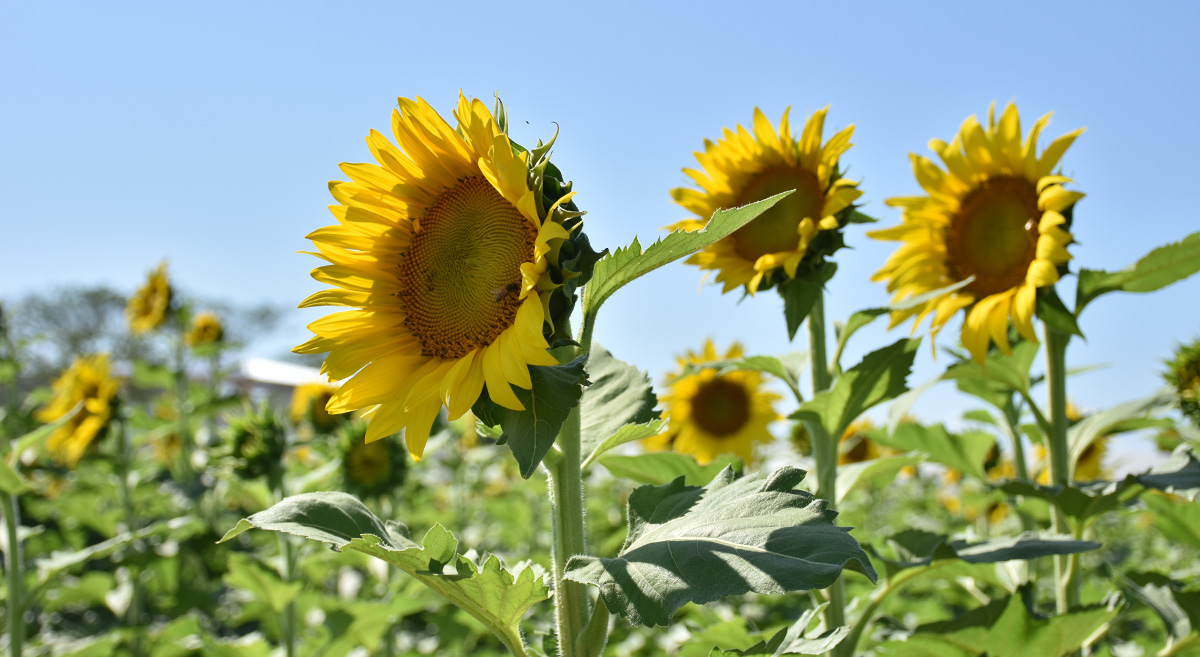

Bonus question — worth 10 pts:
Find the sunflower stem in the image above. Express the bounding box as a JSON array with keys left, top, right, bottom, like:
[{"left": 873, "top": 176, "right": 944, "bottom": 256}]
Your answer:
[
  {"left": 1043, "top": 322, "right": 1077, "bottom": 614},
  {"left": 172, "top": 336, "right": 193, "bottom": 479},
  {"left": 547, "top": 402, "right": 589, "bottom": 657},
  {"left": 804, "top": 291, "right": 847, "bottom": 653},
  {"left": 270, "top": 472, "right": 298, "bottom": 657},
  {"left": 3, "top": 491, "right": 24, "bottom": 657},
  {"left": 115, "top": 419, "right": 145, "bottom": 657}
]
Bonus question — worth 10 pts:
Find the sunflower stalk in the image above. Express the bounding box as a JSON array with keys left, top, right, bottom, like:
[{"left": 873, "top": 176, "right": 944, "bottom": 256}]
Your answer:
[
  {"left": 269, "top": 470, "right": 299, "bottom": 657},
  {"left": 804, "top": 290, "right": 848, "bottom": 653},
  {"left": 2, "top": 491, "right": 23, "bottom": 657},
  {"left": 1043, "top": 322, "right": 1080, "bottom": 614},
  {"left": 114, "top": 419, "right": 145, "bottom": 657},
  {"left": 172, "top": 335, "right": 193, "bottom": 478}
]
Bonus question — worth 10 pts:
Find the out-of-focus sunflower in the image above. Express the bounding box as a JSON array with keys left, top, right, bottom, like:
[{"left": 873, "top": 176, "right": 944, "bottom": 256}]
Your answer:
[
  {"left": 36, "top": 354, "right": 119, "bottom": 468},
  {"left": 870, "top": 103, "right": 1085, "bottom": 363},
  {"left": 838, "top": 418, "right": 897, "bottom": 465},
  {"left": 223, "top": 404, "right": 287, "bottom": 481},
  {"left": 290, "top": 381, "right": 340, "bottom": 431},
  {"left": 644, "top": 340, "right": 781, "bottom": 464},
  {"left": 153, "top": 431, "right": 185, "bottom": 467},
  {"left": 1035, "top": 403, "right": 1109, "bottom": 483},
  {"left": 338, "top": 420, "right": 407, "bottom": 499},
  {"left": 295, "top": 93, "right": 593, "bottom": 460},
  {"left": 669, "top": 107, "right": 863, "bottom": 295},
  {"left": 1165, "top": 337, "right": 1200, "bottom": 427},
  {"left": 185, "top": 311, "right": 224, "bottom": 347},
  {"left": 127, "top": 261, "right": 174, "bottom": 335}
]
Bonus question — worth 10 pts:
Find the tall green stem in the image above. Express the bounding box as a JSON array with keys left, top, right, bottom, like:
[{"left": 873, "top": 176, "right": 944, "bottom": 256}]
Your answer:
[
  {"left": 173, "top": 338, "right": 193, "bottom": 477},
  {"left": 115, "top": 420, "right": 145, "bottom": 657},
  {"left": 3, "top": 492, "right": 23, "bottom": 657},
  {"left": 1043, "top": 323, "right": 1078, "bottom": 613},
  {"left": 805, "top": 291, "right": 846, "bottom": 650},
  {"left": 270, "top": 473, "right": 298, "bottom": 657},
  {"left": 547, "top": 403, "right": 589, "bottom": 657}
]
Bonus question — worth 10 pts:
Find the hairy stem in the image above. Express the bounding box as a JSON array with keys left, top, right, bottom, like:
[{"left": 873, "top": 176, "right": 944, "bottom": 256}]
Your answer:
[
  {"left": 547, "top": 403, "right": 589, "bottom": 657},
  {"left": 1043, "top": 322, "right": 1077, "bottom": 613}
]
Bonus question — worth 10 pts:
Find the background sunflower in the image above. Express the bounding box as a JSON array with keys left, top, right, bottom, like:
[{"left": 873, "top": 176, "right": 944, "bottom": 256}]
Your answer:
[{"left": 35, "top": 353, "right": 119, "bottom": 468}]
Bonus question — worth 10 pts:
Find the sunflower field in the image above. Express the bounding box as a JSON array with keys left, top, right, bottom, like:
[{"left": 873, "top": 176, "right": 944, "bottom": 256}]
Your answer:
[{"left": 2, "top": 87, "right": 1199, "bottom": 657}]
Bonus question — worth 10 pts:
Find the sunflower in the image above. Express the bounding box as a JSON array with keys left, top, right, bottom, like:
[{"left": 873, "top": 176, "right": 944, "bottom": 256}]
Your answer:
[
  {"left": 339, "top": 420, "right": 407, "bottom": 499},
  {"left": 1165, "top": 337, "right": 1200, "bottom": 427},
  {"left": 295, "top": 94, "right": 591, "bottom": 460},
  {"left": 127, "top": 261, "right": 173, "bottom": 335},
  {"left": 669, "top": 107, "right": 863, "bottom": 295},
  {"left": 837, "top": 418, "right": 900, "bottom": 465},
  {"left": 224, "top": 404, "right": 287, "bottom": 481},
  {"left": 36, "top": 354, "right": 119, "bottom": 468},
  {"left": 644, "top": 340, "right": 781, "bottom": 464},
  {"left": 289, "top": 381, "right": 340, "bottom": 431},
  {"left": 185, "top": 311, "right": 224, "bottom": 347},
  {"left": 870, "top": 103, "right": 1085, "bottom": 363}
]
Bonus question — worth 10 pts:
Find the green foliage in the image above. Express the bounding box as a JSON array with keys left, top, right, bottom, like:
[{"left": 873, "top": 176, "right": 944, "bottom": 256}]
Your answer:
[
  {"left": 780, "top": 261, "right": 836, "bottom": 341},
  {"left": 707, "top": 605, "right": 849, "bottom": 655},
  {"left": 793, "top": 338, "right": 920, "bottom": 441},
  {"left": 872, "top": 423, "right": 996, "bottom": 480},
  {"left": 869, "top": 529, "right": 1099, "bottom": 578},
  {"left": 582, "top": 192, "right": 792, "bottom": 334},
  {"left": 472, "top": 355, "right": 588, "bottom": 478},
  {"left": 1141, "top": 492, "right": 1200, "bottom": 550},
  {"left": 564, "top": 467, "right": 876, "bottom": 626},
  {"left": 873, "top": 593, "right": 1118, "bottom": 657},
  {"left": 1076, "top": 230, "right": 1200, "bottom": 315},
  {"left": 835, "top": 452, "right": 924, "bottom": 504},
  {"left": 224, "top": 552, "right": 302, "bottom": 614},
  {"left": 1036, "top": 286, "right": 1084, "bottom": 338},
  {"left": 220, "top": 492, "right": 549, "bottom": 656},
  {"left": 578, "top": 346, "right": 660, "bottom": 462},
  {"left": 597, "top": 451, "right": 740, "bottom": 486}
]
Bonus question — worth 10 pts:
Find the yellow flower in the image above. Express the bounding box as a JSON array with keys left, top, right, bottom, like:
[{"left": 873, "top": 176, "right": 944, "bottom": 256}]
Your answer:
[
  {"left": 870, "top": 103, "right": 1085, "bottom": 363},
  {"left": 295, "top": 94, "right": 584, "bottom": 460},
  {"left": 127, "top": 261, "right": 173, "bottom": 335},
  {"left": 35, "top": 354, "right": 119, "bottom": 468},
  {"left": 185, "top": 311, "right": 224, "bottom": 347},
  {"left": 669, "top": 107, "right": 863, "bottom": 295},
  {"left": 1035, "top": 436, "right": 1109, "bottom": 483},
  {"left": 838, "top": 418, "right": 897, "bottom": 465},
  {"left": 290, "top": 381, "right": 339, "bottom": 430},
  {"left": 645, "top": 340, "right": 781, "bottom": 464}
]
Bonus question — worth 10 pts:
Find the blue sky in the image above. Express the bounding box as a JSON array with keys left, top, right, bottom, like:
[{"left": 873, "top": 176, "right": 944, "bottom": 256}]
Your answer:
[{"left": 3, "top": 1, "right": 1198, "bottom": 451}]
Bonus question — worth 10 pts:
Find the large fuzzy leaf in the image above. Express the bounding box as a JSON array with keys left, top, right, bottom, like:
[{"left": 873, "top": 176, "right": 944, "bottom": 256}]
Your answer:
[
  {"left": 1076, "top": 230, "right": 1200, "bottom": 315},
  {"left": 220, "top": 492, "right": 548, "bottom": 656},
  {"left": 792, "top": 339, "right": 920, "bottom": 442},
  {"left": 868, "top": 529, "right": 1099, "bottom": 579},
  {"left": 578, "top": 346, "right": 659, "bottom": 464},
  {"left": 564, "top": 467, "right": 876, "bottom": 627},
  {"left": 583, "top": 192, "right": 791, "bottom": 325},
  {"left": 870, "top": 423, "right": 996, "bottom": 481}
]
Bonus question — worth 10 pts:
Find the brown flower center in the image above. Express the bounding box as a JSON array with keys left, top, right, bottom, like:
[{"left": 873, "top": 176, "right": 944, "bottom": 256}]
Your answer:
[
  {"left": 945, "top": 176, "right": 1040, "bottom": 298},
  {"left": 690, "top": 377, "right": 751, "bottom": 437},
  {"left": 398, "top": 176, "right": 536, "bottom": 360},
  {"left": 730, "top": 166, "right": 826, "bottom": 261}
]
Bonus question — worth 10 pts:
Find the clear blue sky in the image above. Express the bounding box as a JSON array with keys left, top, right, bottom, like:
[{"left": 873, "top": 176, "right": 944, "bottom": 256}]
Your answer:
[{"left": 3, "top": 1, "right": 1198, "bottom": 448}]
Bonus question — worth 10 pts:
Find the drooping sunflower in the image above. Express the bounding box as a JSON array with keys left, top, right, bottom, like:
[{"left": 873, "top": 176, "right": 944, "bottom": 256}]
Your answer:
[
  {"left": 127, "top": 261, "right": 174, "bottom": 335},
  {"left": 289, "top": 381, "right": 340, "bottom": 431},
  {"left": 185, "top": 311, "right": 224, "bottom": 347},
  {"left": 295, "top": 94, "right": 593, "bottom": 459},
  {"left": 644, "top": 340, "right": 781, "bottom": 464},
  {"left": 338, "top": 420, "right": 407, "bottom": 499},
  {"left": 36, "top": 354, "right": 119, "bottom": 468},
  {"left": 870, "top": 103, "right": 1085, "bottom": 363},
  {"left": 669, "top": 107, "right": 863, "bottom": 295},
  {"left": 1165, "top": 337, "right": 1200, "bottom": 427}
]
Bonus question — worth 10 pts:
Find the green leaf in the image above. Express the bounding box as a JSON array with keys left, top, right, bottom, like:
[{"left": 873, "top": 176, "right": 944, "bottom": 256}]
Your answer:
[
  {"left": 780, "top": 262, "right": 836, "bottom": 341},
  {"left": 564, "top": 466, "right": 877, "bottom": 627},
  {"left": 472, "top": 355, "right": 588, "bottom": 479},
  {"left": 708, "top": 606, "right": 849, "bottom": 655},
  {"left": 597, "top": 451, "right": 741, "bottom": 487},
  {"left": 9, "top": 400, "right": 83, "bottom": 457},
  {"left": 1138, "top": 445, "right": 1200, "bottom": 501},
  {"left": 943, "top": 339, "right": 1040, "bottom": 402},
  {"left": 581, "top": 420, "right": 666, "bottom": 471},
  {"left": 224, "top": 553, "right": 302, "bottom": 614},
  {"left": 1122, "top": 573, "right": 1197, "bottom": 641},
  {"left": 35, "top": 516, "right": 203, "bottom": 584},
  {"left": 873, "top": 593, "right": 1117, "bottom": 657},
  {"left": 578, "top": 346, "right": 659, "bottom": 462},
  {"left": 1036, "top": 286, "right": 1083, "bottom": 337},
  {"left": 583, "top": 192, "right": 791, "bottom": 322},
  {"left": 1076, "top": 230, "right": 1200, "bottom": 314},
  {"left": 845, "top": 209, "right": 878, "bottom": 224},
  {"left": 871, "top": 424, "right": 995, "bottom": 480},
  {"left": 1067, "top": 389, "right": 1173, "bottom": 472},
  {"left": 220, "top": 492, "right": 548, "bottom": 657},
  {"left": 792, "top": 339, "right": 920, "bottom": 442},
  {"left": 869, "top": 530, "right": 1099, "bottom": 577},
  {"left": 1142, "top": 492, "right": 1200, "bottom": 550},
  {"left": 132, "top": 361, "right": 174, "bottom": 390},
  {"left": 676, "top": 352, "right": 806, "bottom": 399},
  {"left": 0, "top": 459, "right": 28, "bottom": 495},
  {"left": 835, "top": 451, "right": 923, "bottom": 504}
]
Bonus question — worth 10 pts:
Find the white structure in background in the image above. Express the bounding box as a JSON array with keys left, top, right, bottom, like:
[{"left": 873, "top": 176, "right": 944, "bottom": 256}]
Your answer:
[{"left": 228, "top": 357, "right": 340, "bottom": 408}]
